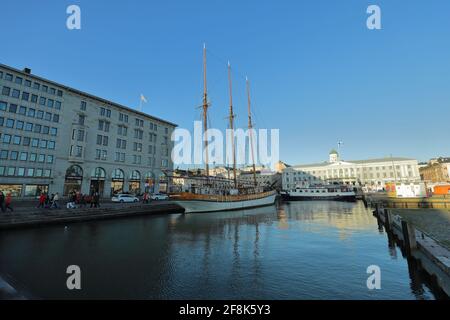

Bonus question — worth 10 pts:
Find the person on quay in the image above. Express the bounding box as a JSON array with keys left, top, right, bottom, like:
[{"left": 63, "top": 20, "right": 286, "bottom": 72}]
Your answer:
[
  {"left": 0, "top": 191, "right": 5, "bottom": 213},
  {"left": 51, "top": 192, "right": 60, "bottom": 209},
  {"left": 37, "top": 193, "right": 46, "bottom": 208},
  {"left": 4, "top": 193, "right": 13, "bottom": 212}
]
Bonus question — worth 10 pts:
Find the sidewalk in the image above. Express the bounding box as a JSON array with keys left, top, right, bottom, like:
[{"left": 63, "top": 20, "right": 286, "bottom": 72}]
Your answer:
[{"left": 0, "top": 200, "right": 184, "bottom": 230}]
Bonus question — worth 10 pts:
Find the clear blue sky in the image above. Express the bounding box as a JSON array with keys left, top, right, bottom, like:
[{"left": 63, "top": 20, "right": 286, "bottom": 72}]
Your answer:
[{"left": 2, "top": 0, "right": 449, "bottom": 165}]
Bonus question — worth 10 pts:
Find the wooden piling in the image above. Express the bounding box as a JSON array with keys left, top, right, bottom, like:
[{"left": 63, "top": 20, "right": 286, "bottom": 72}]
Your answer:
[{"left": 401, "top": 220, "right": 417, "bottom": 254}]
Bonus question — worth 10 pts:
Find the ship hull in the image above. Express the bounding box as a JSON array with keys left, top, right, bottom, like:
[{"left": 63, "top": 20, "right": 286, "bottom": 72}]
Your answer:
[
  {"left": 173, "top": 193, "right": 277, "bottom": 213},
  {"left": 283, "top": 195, "right": 356, "bottom": 202}
]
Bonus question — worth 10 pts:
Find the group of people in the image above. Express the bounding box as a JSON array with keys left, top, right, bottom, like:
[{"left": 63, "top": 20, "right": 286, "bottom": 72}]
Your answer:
[
  {"left": 0, "top": 191, "right": 13, "bottom": 212},
  {"left": 37, "top": 192, "right": 60, "bottom": 209},
  {"left": 66, "top": 191, "right": 101, "bottom": 209}
]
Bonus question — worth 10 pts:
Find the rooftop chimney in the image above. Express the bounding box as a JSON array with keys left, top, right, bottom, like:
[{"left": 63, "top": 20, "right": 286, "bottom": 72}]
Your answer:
[{"left": 23, "top": 68, "right": 31, "bottom": 74}]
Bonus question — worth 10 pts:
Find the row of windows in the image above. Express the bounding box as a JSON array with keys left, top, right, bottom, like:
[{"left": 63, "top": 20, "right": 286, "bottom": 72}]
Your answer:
[
  {"left": 0, "top": 117, "right": 57, "bottom": 135},
  {"left": 286, "top": 165, "right": 411, "bottom": 176},
  {"left": 1, "top": 87, "right": 62, "bottom": 109},
  {"left": 0, "top": 150, "right": 54, "bottom": 163},
  {"left": 0, "top": 133, "right": 56, "bottom": 149},
  {"left": 0, "top": 166, "right": 52, "bottom": 178},
  {"left": 0, "top": 101, "right": 60, "bottom": 123},
  {"left": 0, "top": 71, "right": 63, "bottom": 96},
  {"left": 284, "top": 170, "right": 414, "bottom": 182},
  {"left": 115, "top": 153, "right": 161, "bottom": 167}
]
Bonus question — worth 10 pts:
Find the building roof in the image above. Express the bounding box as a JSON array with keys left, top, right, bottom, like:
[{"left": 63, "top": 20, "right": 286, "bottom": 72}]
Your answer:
[
  {"left": 0, "top": 63, "right": 177, "bottom": 127},
  {"left": 329, "top": 149, "right": 338, "bottom": 155},
  {"left": 292, "top": 157, "right": 416, "bottom": 169}
]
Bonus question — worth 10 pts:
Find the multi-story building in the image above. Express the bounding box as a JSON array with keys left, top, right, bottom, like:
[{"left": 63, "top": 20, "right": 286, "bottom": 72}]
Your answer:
[
  {"left": 239, "top": 169, "right": 281, "bottom": 189},
  {"left": 0, "top": 64, "right": 176, "bottom": 198},
  {"left": 282, "top": 150, "right": 420, "bottom": 191},
  {"left": 419, "top": 157, "right": 450, "bottom": 183}
]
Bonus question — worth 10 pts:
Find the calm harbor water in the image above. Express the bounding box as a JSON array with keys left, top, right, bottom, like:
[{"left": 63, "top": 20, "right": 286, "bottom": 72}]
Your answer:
[{"left": 0, "top": 201, "right": 442, "bottom": 299}]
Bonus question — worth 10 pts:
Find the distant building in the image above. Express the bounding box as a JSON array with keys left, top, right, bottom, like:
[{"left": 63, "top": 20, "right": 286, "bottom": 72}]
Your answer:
[
  {"left": 419, "top": 157, "right": 450, "bottom": 183},
  {"left": 239, "top": 169, "right": 281, "bottom": 189},
  {"left": 282, "top": 150, "right": 420, "bottom": 191}
]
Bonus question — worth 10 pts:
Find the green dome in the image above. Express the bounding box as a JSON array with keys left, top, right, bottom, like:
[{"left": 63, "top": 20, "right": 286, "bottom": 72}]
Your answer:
[{"left": 329, "top": 149, "right": 338, "bottom": 155}]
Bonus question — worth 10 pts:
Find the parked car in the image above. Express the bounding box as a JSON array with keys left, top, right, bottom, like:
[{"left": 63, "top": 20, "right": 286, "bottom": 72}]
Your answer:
[
  {"left": 111, "top": 194, "right": 139, "bottom": 203},
  {"left": 150, "top": 193, "right": 169, "bottom": 200}
]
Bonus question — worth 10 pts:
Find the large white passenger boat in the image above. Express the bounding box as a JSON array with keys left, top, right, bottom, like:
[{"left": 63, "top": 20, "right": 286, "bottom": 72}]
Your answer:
[
  {"left": 168, "top": 45, "right": 276, "bottom": 214},
  {"left": 281, "top": 185, "right": 356, "bottom": 202}
]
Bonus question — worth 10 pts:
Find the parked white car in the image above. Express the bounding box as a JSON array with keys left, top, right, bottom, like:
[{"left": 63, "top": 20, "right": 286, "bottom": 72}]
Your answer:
[
  {"left": 111, "top": 194, "right": 139, "bottom": 203},
  {"left": 150, "top": 193, "right": 169, "bottom": 200}
]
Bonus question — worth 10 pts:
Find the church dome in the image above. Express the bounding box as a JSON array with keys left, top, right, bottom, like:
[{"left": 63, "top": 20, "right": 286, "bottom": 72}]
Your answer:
[{"left": 329, "top": 149, "right": 338, "bottom": 155}]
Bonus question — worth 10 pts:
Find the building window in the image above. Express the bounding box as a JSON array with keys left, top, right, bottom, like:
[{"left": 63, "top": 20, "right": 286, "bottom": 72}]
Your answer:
[
  {"left": 33, "top": 82, "right": 40, "bottom": 90},
  {"left": 98, "top": 120, "right": 110, "bottom": 132},
  {"left": 31, "top": 94, "right": 38, "bottom": 103},
  {"left": 78, "top": 115, "right": 85, "bottom": 125},
  {"left": 47, "top": 99, "right": 54, "bottom": 108},
  {"left": 81, "top": 101, "right": 87, "bottom": 110},
  {"left": 21, "top": 92, "right": 29, "bottom": 101},
  {"left": 70, "top": 145, "right": 83, "bottom": 157},
  {"left": 96, "top": 135, "right": 108, "bottom": 146},
  {"left": 2, "top": 87, "right": 11, "bottom": 96},
  {"left": 25, "top": 80, "right": 32, "bottom": 87},
  {"left": 39, "top": 97, "right": 46, "bottom": 105},
  {"left": 55, "top": 101, "right": 61, "bottom": 110},
  {"left": 0, "top": 101, "right": 6, "bottom": 110},
  {"left": 42, "top": 85, "right": 48, "bottom": 93},
  {"left": 6, "top": 119, "right": 14, "bottom": 128},
  {"left": 119, "top": 113, "right": 128, "bottom": 122},
  {"left": 118, "top": 125, "right": 127, "bottom": 136},
  {"left": 20, "top": 152, "right": 28, "bottom": 161},
  {"left": 53, "top": 114, "right": 59, "bottom": 123},
  {"left": 134, "top": 129, "right": 143, "bottom": 139},
  {"left": 135, "top": 119, "right": 144, "bottom": 127},
  {"left": 12, "top": 89, "right": 20, "bottom": 98},
  {"left": 13, "top": 136, "right": 21, "bottom": 145},
  {"left": 100, "top": 107, "right": 111, "bottom": 118}
]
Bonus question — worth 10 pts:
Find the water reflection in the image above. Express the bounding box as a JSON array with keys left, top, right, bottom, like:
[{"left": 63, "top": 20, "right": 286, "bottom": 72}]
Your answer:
[{"left": 0, "top": 201, "right": 443, "bottom": 299}]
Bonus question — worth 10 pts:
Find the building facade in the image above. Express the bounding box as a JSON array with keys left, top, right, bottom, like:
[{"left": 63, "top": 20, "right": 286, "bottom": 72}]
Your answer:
[
  {"left": 282, "top": 150, "right": 420, "bottom": 191},
  {"left": 0, "top": 64, "right": 176, "bottom": 198},
  {"left": 419, "top": 157, "right": 450, "bottom": 183}
]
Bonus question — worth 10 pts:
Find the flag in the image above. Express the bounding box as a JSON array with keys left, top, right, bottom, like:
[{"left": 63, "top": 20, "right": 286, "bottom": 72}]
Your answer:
[{"left": 140, "top": 94, "right": 148, "bottom": 103}]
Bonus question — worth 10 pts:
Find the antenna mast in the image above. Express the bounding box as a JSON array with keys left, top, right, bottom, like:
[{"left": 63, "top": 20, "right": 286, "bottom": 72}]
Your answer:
[
  {"left": 246, "top": 77, "right": 257, "bottom": 187},
  {"left": 228, "top": 62, "right": 237, "bottom": 188},
  {"left": 203, "top": 44, "right": 210, "bottom": 177}
]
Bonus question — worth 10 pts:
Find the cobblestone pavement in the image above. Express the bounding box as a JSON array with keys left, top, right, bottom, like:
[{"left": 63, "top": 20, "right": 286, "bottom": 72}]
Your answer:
[{"left": 392, "top": 209, "right": 450, "bottom": 250}]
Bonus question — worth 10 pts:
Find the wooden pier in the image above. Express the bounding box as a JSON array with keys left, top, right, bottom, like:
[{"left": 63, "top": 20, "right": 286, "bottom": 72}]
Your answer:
[{"left": 372, "top": 204, "right": 450, "bottom": 297}]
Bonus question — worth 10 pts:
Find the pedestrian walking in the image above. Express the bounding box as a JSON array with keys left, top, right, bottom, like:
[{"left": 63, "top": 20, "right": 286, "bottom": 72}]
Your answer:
[
  {"left": 4, "top": 193, "right": 13, "bottom": 212},
  {"left": 94, "top": 192, "right": 100, "bottom": 208},
  {"left": 51, "top": 192, "right": 60, "bottom": 209},
  {"left": 0, "top": 191, "right": 5, "bottom": 213},
  {"left": 37, "top": 193, "right": 46, "bottom": 208}
]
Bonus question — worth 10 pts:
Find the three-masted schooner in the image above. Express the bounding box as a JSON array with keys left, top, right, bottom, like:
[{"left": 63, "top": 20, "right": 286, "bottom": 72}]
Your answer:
[{"left": 168, "top": 45, "right": 277, "bottom": 213}]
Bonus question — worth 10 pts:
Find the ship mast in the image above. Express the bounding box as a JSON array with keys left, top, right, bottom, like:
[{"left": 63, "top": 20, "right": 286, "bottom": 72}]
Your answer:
[
  {"left": 246, "top": 77, "right": 257, "bottom": 187},
  {"left": 203, "top": 44, "right": 210, "bottom": 177},
  {"left": 227, "top": 62, "right": 237, "bottom": 188}
]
